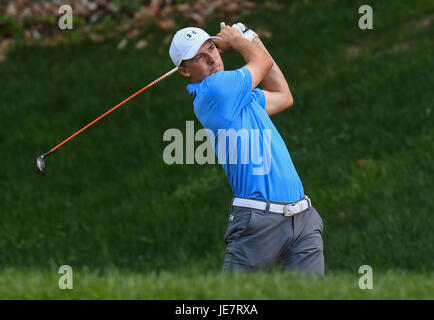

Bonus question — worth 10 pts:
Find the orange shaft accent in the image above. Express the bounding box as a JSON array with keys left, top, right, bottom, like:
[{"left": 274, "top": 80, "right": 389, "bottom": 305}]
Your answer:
[{"left": 50, "top": 69, "right": 176, "bottom": 153}]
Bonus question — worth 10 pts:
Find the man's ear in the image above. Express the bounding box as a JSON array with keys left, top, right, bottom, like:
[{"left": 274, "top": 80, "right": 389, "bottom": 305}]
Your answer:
[{"left": 178, "top": 66, "right": 190, "bottom": 78}]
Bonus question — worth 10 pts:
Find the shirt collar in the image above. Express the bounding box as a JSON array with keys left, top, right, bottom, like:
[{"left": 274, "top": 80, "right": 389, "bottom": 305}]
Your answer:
[{"left": 186, "top": 83, "right": 199, "bottom": 99}]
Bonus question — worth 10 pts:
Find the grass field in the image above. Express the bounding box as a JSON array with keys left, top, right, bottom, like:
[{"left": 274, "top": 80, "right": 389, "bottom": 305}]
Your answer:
[
  {"left": 0, "top": 0, "right": 433, "bottom": 299},
  {"left": 1, "top": 268, "right": 433, "bottom": 299}
]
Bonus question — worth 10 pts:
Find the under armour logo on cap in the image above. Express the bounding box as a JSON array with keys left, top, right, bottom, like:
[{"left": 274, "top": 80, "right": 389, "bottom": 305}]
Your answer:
[{"left": 184, "top": 29, "right": 198, "bottom": 40}]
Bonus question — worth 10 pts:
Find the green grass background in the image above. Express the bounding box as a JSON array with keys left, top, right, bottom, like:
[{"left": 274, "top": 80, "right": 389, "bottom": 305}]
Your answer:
[{"left": 0, "top": 0, "right": 433, "bottom": 299}]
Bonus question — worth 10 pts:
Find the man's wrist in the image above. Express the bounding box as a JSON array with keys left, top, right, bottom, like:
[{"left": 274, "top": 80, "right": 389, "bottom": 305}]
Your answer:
[
  {"left": 243, "top": 29, "right": 258, "bottom": 42},
  {"left": 230, "top": 34, "right": 251, "bottom": 51},
  {"left": 231, "top": 22, "right": 258, "bottom": 42},
  {"left": 252, "top": 36, "right": 261, "bottom": 44}
]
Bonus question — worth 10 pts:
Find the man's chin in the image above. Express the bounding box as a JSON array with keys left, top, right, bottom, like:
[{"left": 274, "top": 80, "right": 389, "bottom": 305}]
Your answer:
[{"left": 209, "top": 66, "right": 223, "bottom": 75}]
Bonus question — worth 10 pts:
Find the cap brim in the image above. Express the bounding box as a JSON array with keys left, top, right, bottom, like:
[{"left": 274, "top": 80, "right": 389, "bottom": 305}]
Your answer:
[{"left": 183, "top": 36, "right": 222, "bottom": 61}]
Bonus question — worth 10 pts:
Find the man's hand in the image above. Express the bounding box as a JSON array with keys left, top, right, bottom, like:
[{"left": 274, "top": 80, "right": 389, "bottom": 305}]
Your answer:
[
  {"left": 214, "top": 25, "right": 244, "bottom": 54},
  {"left": 215, "top": 22, "right": 257, "bottom": 53},
  {"left": 230, "top": 22, "right": 258, "bottom": 42}
]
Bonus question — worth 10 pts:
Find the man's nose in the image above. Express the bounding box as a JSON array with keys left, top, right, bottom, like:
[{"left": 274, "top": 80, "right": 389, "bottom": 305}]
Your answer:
[{"left": 206, "top": 55, "right": 216, "bottom": 64}]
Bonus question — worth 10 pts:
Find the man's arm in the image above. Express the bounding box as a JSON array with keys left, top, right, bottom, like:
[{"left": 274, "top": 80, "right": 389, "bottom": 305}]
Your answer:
[
  {"left": 252, "top": 37, "right": 294, "bottom": 116},
  {"left": 215, "top": 26, "right": 273, "bottom": 90}
]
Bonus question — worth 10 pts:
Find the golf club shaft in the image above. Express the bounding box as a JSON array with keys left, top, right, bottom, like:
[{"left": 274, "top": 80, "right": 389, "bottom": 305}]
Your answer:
[{"left": 46, "top": 67, "right": 178, "bottom": 156}]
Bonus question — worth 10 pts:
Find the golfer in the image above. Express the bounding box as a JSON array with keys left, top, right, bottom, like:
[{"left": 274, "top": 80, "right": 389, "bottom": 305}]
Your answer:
[{"left": 169, "top": 24, "right": 324, "bottom": 275}]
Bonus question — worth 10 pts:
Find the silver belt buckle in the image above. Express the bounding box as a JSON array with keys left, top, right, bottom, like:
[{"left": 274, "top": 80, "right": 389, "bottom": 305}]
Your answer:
[
  {"left": 283, "top": 196, "right": 311, "bottom": 216},
  {"left": 305, "top": 195, "right": 312, "bottom": 208},
  {"left": 283, "top": 204, "right": 296, "bottom": 217}
]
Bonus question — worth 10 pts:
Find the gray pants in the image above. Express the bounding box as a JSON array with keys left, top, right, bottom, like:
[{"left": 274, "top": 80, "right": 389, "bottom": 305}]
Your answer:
[{"left": 222, "top": 201, "right": 324, "bottom": 275}]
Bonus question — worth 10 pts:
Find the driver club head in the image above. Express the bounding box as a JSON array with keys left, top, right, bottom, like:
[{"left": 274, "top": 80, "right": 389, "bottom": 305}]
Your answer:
[
  {"left": 36, "top": 151, "right": 51, "bottom": 176},
  {"left": 36, "top": 156, "right": 46, "bottom": 176}
]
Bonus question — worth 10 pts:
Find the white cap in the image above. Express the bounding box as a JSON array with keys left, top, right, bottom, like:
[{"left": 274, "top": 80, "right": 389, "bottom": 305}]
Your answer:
[{"left": 169, "top": 27, "right": 221, "bottom": 67}]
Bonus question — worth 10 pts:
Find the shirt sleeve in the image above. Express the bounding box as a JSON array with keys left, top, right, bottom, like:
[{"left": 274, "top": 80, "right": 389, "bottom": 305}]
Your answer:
[
  {"left": 204, "top": 67, "right": 253, "bottom": 121},
  {"left": 252, "top": 88, "right": 266, "bottom": 109}
]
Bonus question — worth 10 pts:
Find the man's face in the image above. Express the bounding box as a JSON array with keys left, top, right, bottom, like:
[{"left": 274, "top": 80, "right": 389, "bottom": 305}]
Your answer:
[{"left": 179, "top": 39, "right": 224, "bottom": 83}]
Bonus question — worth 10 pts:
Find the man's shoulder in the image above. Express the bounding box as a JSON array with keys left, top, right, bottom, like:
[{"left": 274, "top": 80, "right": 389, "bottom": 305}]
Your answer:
[
  {"left": 194, "top": 71, "right": 226, "bottom": 99},
  {"left": 203, "top": 70, "right": 227, "bottom": 86},
  {"left": 206, "top": 68, "right": 249, "bottom": 84},
  {"left": 186, "top": 72, "right": 225, "bottom": 98},
  {"left": 203, "top": 68, "right": 249, "bottom": 95}
]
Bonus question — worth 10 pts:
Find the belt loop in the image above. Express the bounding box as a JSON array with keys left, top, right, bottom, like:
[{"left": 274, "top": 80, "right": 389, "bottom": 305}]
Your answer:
[
  {"left": 265, "top": 200, "right": 271, "bottom": 214},
  {"left": 231, "top": 197, "right": 235, "bottom": 210}
]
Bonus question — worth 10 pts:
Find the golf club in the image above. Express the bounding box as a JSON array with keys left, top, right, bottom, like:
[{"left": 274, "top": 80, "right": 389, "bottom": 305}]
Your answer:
[{"left": 36, "top": 67, "right": 178, "bottom": 176}]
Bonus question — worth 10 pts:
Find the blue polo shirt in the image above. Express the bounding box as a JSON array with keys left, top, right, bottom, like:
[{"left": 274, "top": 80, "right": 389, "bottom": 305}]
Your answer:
[{"left": 187, "top": 67, "right": 304, "bottom": 203}]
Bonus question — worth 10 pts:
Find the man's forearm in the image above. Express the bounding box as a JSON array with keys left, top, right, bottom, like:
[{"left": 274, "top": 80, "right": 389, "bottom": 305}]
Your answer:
[
  {"left": 252, "top": 37, "right": 291, "bottom": 94},
  {"left": 232, "top": 36, "right": 270, "bottom": 68},
  {"left": 228, "top": 33, "right": 273, "bottom": 89}
]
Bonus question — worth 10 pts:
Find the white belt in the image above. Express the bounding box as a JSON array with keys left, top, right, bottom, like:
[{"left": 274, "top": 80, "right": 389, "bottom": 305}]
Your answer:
[{"left": 232, "top": 196, "right": 312, "bottom": 216}]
